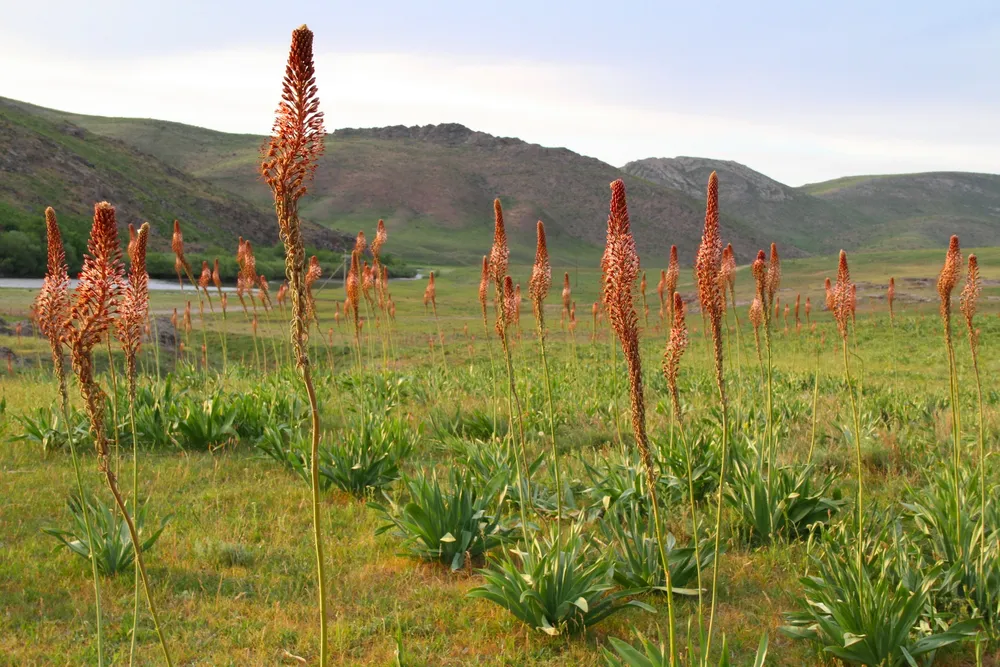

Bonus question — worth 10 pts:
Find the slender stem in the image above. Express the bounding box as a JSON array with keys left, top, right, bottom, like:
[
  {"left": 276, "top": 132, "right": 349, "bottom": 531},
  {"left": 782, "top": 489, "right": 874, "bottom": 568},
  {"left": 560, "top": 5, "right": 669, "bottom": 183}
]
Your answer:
[
  {"left": 127, "top": 378, "right": 141, "bottom": 666},
  {"left": 103, "top": 469, "right": 173, "bottom": 667},
  {"left": 480, "top": 306, "right": 500, "bottom": 441},
  {"left": 536, "top": 313, "right": 561, "bottom": 531},
  {"left": 705, "top": 391, "right": 729, "bottom": 659},
  {"left": 670, "top": 392, "right": 703, "bottom": 634},
  {"left": 842, "top": 336, "right": 864, "bottom": 599},
  {"left": 57, "top": 362, "right": 103, "bottom": 667},
  {"left": 807, "top": 349, "right": 821, "bottom": 465},
  {"left": 971, "top": 347, "right": 986, "bottom": 583},
  {"left": 302, "top": 364, "right": 327, "bottom": 667}
]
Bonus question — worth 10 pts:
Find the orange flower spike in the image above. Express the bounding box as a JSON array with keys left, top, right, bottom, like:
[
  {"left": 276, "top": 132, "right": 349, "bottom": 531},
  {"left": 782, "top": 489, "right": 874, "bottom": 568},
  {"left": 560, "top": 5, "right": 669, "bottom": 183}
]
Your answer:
[
  {"left": 937, "top": 235, "right": 961, "bottom": 330},
  {"left": 199, "top": 261, "right": 212, "bottom": 289},
  {"left": 960, "top": 254, "right": 981, "bottom": 349},
  {"left": 38, "top": 207, "right": 71, "bottom": 344},
  {"left": 489, "top": 199, "right": 509, "bottom": 284},
  {"left": 116, "top": 222, "right": 150, "bottom": 362},
  {"left": 354, "top": 231, "right": 367, "bottom": 256},
  {"left": 833, "top": 250, "right": 852, "bottom": 340},
  {"left": 663, "top": 291, "right": 689, "bottom": 409},
  {"left": 478, "top": 255, "right": 489, "bottom": 314},
  {"left": 824, "top": 277, "right": 834, "bottom": 312},
  {"left": 766, "top": 243, "right": 781, "bottom": 307},
  {"left": 528, "top": 221, "right": 552, "bottom": 319}
]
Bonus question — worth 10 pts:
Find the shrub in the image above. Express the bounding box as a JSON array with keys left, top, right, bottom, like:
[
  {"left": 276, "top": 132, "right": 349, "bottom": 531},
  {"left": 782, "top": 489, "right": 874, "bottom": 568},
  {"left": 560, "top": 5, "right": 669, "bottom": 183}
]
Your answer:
[
  {"left": 371, "top": 469, "right": 514, "bottom": 570},
  {"left": 469, "top": 524, "right": 653, "bottom": 635},
  {"left": 43, "top": 493, "right": 171, "bottom": 577}
]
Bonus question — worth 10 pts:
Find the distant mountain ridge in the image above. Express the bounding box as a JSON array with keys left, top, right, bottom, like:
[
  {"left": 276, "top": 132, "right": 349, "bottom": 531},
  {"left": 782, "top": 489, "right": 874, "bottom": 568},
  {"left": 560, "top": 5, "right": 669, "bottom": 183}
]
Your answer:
[{"left": 3, "top": 96, "right": 1000, "bottom": 268}]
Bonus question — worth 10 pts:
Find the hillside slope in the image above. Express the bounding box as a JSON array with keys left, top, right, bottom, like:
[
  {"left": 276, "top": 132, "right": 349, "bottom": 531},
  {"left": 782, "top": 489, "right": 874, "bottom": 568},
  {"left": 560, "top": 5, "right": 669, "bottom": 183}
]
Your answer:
[
  {"left": 801, "top": 172, "right": 1000, "bottom": 249},
  {"left": 0, "top": 98, "right": 348, "bottom": 253},
  {"left": 14, "top": 100, "right": 773, "bottom": 265},
  {"left": 622, "top": 156, "right": 876, "bottom": 254}
]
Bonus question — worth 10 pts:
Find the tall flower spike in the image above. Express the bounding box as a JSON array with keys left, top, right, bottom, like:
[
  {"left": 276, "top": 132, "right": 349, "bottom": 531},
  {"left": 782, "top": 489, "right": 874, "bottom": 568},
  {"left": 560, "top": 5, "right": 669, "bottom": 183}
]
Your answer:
[
  {"left": 887, "top": 277, "right": 896, "bottom": 323},
  {"left": 354, "top": 231, "right": 367, "bottom": 256},
  {"left": 372, "top": 219, "right": 386, "bottom": 259},
  {"left": 117, "top": 222, "right": 150, "bottom": 363},
  {"left": 666, "top": 245, "right": 679, "bottom": 297},
  {"left": 38, "top": 207, "right": 70, "bottom": 345},
  {"left": 199, "top": 261, "right": 211, "bottom": 289},
  {"left": 496, "top": 275, "right": 516, "bottom": 336},
  {"left": 528, "top": 221, "right": 551, "bottom": 319},
  {"left": 696, "top": 173, "right": 726, "bottom": 390},
  {"left": 489, "top": 199, "right": 509, "bottom": 284},
  {"left": 346, "top": 250, "right": 360, "bottom": 334},
  {"left": 65, "top": 202, "right": 124, "bottom": 355},
  {"left": 127, "top": 223, "right": 138, "bottom": 261},
  {"left": 824, "top": 277, "right": 834, "bottom": 312},
  {"left": 657, "top": 269, "right": 666, "bottom": 305},
  {"left": 751, "top": 250, "right": 767, "bottom": 302},
  {"left": 937, "top": 235, "right": 961, "bottom": 331},
  {"left": 961, "top": 254, "right": 981, "bottom": 352},
  {"left": 662, "top": 292, "right": 689, "bottom": 414},
  {"left": 766, "top": 243, "right": 781, "bottom": 308},
  {"left": 749, "top": 296, "right": 763, "bottom": 331},
  {"left": 478, "top": 255, "right": 489, "bottom": 314},
  {"left": 805, "top": 297, "right": 812, "bottom": 322},
  {"left": 723, "top": 243, "right": 737, "bottom": 292},
  {"left": 561, "top": 272, "right": 571, "bottom": 315},
  {"left": 833, "top": 250, "right": 852, "bottom": 340},
  {"left": 171, "top": 220, "right": 191, "bottom": 286},
  {"left": 425, "top": 271, "right": 437, "bottom": 308},
  {"left": 261, "top": 24, "right": 326, "bottom": 368}
]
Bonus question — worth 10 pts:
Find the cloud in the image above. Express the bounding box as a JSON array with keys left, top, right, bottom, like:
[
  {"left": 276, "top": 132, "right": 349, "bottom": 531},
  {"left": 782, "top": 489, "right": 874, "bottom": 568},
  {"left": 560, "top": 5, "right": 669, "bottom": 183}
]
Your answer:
[{"left": 2, "top": 36, "right": 998, "bottom": 185}]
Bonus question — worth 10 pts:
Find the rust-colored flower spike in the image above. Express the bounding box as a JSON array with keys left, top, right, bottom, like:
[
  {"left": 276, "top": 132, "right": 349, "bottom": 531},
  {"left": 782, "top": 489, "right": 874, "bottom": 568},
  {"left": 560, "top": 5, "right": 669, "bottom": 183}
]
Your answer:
[
  {"left": 723, "top": 243, "right": 737, "bottom": 291},
  {"left": 528, "top": 221, "right": 552, "bottom": 319},
  {"left": 127, "top": 223, "right": 138, "bottom": 261},
  {"left": 640, "top": 271, "right": 648, "bottom": 297},
  {"left": 346, "top": 250, "right": 361, "bottom": 336},
  {"left": 961, "top": 254, "right": 981, "bottom": 351},
  {"left": 171, "top": 220, "right": 191, "bottom": 287},
  {"left": 199, "top": 260, "right": 211, "bottom": 289},
  {"left": 354, "top": 230, "right": 367, "bottom": 257},
  {"left": 824, "top": 277, "right": 834, "bottom": 312},
  {"left": 65, "top": 202, "right": 124, "bottom": 355},
  {"left": 183, "top": 301, "right": 192, "bottom": 334},
  {"left": 766, "top": 243, "right": 781, "bottom": 308},
  {"left": 305, "top": 255, "right": 322, "bottom": 322},
  {"left": 489, "top": 199, "right": 509, "bottom": 284},
  {"left": 805, "top": 296, "right": 812, "bottom": 323},
  {"left": 425, "top": 271, "right": 437, "bottom": 309},
  {"left": 662, "top": 292, "right": 689, "bottom": 419},
  {"left": 666, "top": 244, "right": 679, "bottom": 299},
  {"left": 261, "top": 24, "right": 326, "bottom": 369},
  {"left": 695, "top": 173, "right": 726, "bottom": 394},
  {"left": 117, "top": 222, "right": 150, "bottom": 380},
  {"left": 171, "top": 308, "right": 178, "bottom": 330},
  {"left": 496, "top": 275, "right": 516, "bottom": 336},
  {"left": 258, "top": 275, "right": 271, "bottom": 308},
  {"left": 372, "top": 219, "right": 387, "bottom": 259},
  {"left": 561, "top": 272, "right": 571, "bottom": 315},
  {"left": 38, "top": 207, "right": 72, "bottom": 401},
  {"left": 751, "top": 249, "right": 767, "bottom": 299},
  {"left": 657, "top": 269, "right": 666, "bottom": 304},
  {"left": 937, "top": 235, "right": 961, "bottom": 332},
  {"left": 749, "top": 296, "right": 763, "bottom": 331},
  {"left": 362, "top": 262, "right": 374, "bottom": 302},
  {"left": 38, "top": 207, "right": 70, "bottom": 344},
  {"left": 794, "top": 293, "right": 801, "bottom": 328},
  {"left": 833, "top": 250, "right": 852, "bottom": 340},
  {"left": 887, "top": 277, "right": 896, "bottom": 323},
  {"left": 478, "top": 255, "right": 489, "bottom": 316}
]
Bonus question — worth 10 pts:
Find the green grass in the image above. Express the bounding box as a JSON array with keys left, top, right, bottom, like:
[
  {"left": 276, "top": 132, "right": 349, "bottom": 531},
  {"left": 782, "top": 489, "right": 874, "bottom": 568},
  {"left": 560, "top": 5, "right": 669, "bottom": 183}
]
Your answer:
[{"left": 1, "top": 248, "right": 998, "bottom": 665}]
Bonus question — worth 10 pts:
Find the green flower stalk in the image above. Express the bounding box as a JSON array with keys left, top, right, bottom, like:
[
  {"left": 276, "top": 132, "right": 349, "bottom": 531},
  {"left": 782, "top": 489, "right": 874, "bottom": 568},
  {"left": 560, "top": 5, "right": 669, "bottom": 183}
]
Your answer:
[{"left": 260, "top": 24, "right": 328, "bottom": 666}]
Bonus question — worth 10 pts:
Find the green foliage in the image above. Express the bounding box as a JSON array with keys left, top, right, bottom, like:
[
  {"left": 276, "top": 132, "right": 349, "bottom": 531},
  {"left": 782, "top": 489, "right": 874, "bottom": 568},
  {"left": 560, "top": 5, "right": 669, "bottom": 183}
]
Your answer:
[
  {"left": 781, "top": 519, "right": 977, "bottom": 665},
  {"left": 14, "top": 406, "right": 89, "bottom": 456},
  {"left": 174, "top": 392, "right": 238, "bottom": 450},
  {"left": 42, "top": 493, "right": 170, "bottom": 577},
  {"left": 726, "top": 456, "right": 843, "bottom": 546},
  {"left": 371, "top": 469, "right": 514, "bottom": 570},
  {"left": 469, "top": 524, "right": 653, "bottom": 635},
  {"left": 599, "top": 500, "right": 714, "bottom": 595},
  {"left": 604, "top": 629, "right": 768, "bottom": 667}
]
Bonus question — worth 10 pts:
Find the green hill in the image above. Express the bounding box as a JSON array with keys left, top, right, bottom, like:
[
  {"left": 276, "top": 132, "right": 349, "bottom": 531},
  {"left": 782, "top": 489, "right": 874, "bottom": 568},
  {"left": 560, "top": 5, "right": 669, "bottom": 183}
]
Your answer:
[{"left": 623, "top": 156, "right": 1000, "bottom": 255}]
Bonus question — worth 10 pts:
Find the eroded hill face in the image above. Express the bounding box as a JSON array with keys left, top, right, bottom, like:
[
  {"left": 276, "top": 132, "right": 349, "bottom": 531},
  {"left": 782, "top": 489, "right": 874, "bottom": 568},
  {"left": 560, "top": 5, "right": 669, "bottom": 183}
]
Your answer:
[{"left": 0, "top": 98, "right": 350, "bottom": 252}]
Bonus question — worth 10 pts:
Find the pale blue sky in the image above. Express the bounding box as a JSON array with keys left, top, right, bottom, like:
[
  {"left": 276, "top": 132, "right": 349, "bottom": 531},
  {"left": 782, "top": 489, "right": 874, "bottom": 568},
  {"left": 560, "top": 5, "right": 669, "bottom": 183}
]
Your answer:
[{"left": 2, "top": 0, "right": 998, "bottom": 184}]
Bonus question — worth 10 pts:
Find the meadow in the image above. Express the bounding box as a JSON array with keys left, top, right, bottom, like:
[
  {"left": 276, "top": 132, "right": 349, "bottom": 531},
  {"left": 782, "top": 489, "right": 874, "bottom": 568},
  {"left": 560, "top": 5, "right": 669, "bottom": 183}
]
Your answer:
[
  {"left": 2, "top": 229, "right": 998, "bottom": 665},
  {"left": 3, "top": 24, "right": 1000, "bottom": 667}
]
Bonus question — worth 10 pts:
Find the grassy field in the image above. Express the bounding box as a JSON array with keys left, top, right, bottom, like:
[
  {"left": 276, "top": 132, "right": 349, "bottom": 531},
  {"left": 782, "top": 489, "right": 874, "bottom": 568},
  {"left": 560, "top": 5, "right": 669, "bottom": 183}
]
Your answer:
[{"left": 2, "top": 248, "right": 999, "bottom": 665}]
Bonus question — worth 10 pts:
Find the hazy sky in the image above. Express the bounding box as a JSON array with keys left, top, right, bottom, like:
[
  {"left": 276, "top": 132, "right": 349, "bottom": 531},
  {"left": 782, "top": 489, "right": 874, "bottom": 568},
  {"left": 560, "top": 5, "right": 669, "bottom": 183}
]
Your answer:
[{"left": 2, "top": 0, "right": 998, "bottom": 185}]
